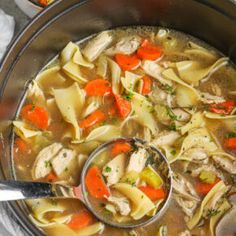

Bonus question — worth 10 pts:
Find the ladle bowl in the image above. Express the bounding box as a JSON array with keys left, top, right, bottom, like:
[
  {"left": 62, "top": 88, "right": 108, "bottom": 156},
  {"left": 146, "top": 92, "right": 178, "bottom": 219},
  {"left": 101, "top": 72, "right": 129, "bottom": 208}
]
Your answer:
[{"left": 0, "top": 138, "right": 172, "bottom": 229}]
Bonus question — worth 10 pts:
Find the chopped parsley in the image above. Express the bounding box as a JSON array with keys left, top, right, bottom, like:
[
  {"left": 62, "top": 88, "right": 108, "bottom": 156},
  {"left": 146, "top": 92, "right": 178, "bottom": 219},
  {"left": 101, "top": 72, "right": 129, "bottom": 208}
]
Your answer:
[
  {"left": 226, "top": 132, "right": 236, "bottom": 139},
  {"left": 206, "top": 208, "right": 221, "bottom": 218},
  {"left": 170, "top": 149, "right": 177, "bottom": 156},
  {"left": 165, "top": 106, "right": 178, "bottom": 120},
  {"left": 105, "top": 166, "right": 112, "bottom": 173},
  {"left": 161, "top": 84, "right": 176, "bottom": 95},
  {"left": 122, "top": 91, "right": 134, "bottom": 101},
  {"left": 44, "top": 161, "right": 51, "bottom": 168}
]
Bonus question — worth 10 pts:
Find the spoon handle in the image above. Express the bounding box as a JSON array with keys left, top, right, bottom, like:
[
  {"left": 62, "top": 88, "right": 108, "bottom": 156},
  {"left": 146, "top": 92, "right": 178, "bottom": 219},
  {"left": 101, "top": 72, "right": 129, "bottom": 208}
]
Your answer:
[{"left": 0, "top": 180, "right": 79, "bottom": 201}]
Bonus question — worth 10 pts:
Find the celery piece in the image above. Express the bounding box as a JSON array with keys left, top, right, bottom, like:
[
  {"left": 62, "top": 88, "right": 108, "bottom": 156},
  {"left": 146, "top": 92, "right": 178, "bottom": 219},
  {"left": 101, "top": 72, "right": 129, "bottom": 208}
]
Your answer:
[
  {"left": 140, "top": 165, "right": 163, "bottom": 189},
  {"left": 199, "top": 170, "right": 216, "bottom": 184}
]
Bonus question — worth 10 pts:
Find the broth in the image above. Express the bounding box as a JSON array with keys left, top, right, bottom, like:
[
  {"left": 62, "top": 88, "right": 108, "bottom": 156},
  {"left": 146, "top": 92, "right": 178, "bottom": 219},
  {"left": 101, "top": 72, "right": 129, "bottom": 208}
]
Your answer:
[{"left": 13, "top": 27, "right": 236, "bottom": 236}]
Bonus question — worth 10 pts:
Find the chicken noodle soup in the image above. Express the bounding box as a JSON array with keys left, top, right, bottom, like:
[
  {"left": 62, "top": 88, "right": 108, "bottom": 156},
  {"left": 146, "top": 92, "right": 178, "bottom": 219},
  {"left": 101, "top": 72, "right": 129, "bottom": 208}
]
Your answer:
[
  {"left": 13, "top": 27, "right": 236, "bottom": 236},
  {"left": 82, "top": 139, "right": 171, "bottom": 226}
]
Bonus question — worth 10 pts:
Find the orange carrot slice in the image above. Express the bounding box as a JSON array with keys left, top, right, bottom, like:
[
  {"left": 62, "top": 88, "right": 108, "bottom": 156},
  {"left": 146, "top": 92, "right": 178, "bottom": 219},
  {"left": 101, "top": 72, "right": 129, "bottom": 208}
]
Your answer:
[
  {"left": 139, "top": 186, "right": 166, "bottom": 201},
  {"left": 196, "top": 178, "right": 220, "bottom": 195},
  {"left": 114, "top": 94, "right": 131, "bottom": 119},
  {"left": 80, "top": 110, "right": 106, "bottom": 129},
  {"left": 137, "top": 40, "right": 162, "bottom": 60},
  {"left": 115, "top": 53, "right": 140, "bottom": 71},
  {"left": 84, "top": 79, "right": 112, "bottom": 96},
  {"left": 224, "top": 137, "right": 236, "bottom": 150},
  {"left": 208, "top": 100, "right": 235, "bottom": 115},
  {"left": 45, "top": 172, "right": 58, "bottom": 183},
  {"left": 111, "top": 142, "right": 132, "bottom": 156},
  {"left": 85, "top": 166, "right": 110, "bottom": 199},
  {"left": 67, "top": 211, "right": 93, "bottom": 230},
  {"left": 141, "top": 75, "right": 152, "bottom": 95},
  {"left": 21, "top": 104, "right": 49, "bottom": 130}
]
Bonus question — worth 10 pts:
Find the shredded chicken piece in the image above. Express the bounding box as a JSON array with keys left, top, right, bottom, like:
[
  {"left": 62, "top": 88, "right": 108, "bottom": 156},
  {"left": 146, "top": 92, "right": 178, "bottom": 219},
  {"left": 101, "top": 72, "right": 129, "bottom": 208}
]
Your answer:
[
  {"left": 174, "top": 194, "right": 198, "bottom": 217},
  {"left": 190, "top": 164, "right": 224, "bottom": 179},
  {"left": 103, "top": 154, "right": 125, "bottom": 186},
  {"left": 172, "top": 108, "right": 191, "bottom": 122},
  {"left": 200, "top": 92, "right": 225, "bottom": 104},
  {"left": 107, "top": 196, "right": 131, "bottom": 216},
  {"left": 126, "top": 148, "right": 148, "bottom": 173},
  {"left": 212, "top": 155, "right": 236, "bottom": 174},
  {"left": 182, "top": 148, "right": 208, "bottom": 164},
  {"left": 32, "top": 143, "right": 63, "bottom": 180},
  {"left": 105, "top": 36, "right": 141, "bottom": 55},
  {"left": 152, "top": 131, "right": 180, "bottom": 147},
  {"left": 172, "top": 174, "right": 200, "bottom": 201}
]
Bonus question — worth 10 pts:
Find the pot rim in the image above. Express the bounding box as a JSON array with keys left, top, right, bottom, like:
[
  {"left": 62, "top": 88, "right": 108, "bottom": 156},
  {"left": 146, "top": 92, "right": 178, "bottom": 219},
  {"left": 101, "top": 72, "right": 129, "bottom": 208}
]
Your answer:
[{"left": 1, "top": 0, "right": 236, "bottom": 235}]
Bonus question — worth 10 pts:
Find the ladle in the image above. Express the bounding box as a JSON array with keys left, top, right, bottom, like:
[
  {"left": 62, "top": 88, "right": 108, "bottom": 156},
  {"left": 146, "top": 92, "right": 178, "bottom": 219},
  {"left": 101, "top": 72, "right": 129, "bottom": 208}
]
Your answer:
[{"left": 0, "top": 138, "right": 172, "bottom": 228}]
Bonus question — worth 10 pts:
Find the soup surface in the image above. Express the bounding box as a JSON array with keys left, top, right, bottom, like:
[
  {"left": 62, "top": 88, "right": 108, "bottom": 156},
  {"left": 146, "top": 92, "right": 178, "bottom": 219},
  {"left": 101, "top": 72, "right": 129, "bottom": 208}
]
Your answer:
[{"left": 13, "top": 27, "right": 236, "bottom": 236}]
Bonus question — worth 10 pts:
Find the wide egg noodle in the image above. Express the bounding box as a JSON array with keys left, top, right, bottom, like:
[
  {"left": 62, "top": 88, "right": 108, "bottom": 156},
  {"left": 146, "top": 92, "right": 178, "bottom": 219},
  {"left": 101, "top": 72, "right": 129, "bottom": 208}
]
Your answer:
[
  {"left": 36, "top": 66, "right": 67, "bottom": 95},
  {"left": 175, "top": 57, "right": 228, "bottom": 86},
  {"left": 44, "top": 222, "right": 104, "bottom": 236},
  {"left": 131, "top": 93, "right": 158, "bottom": 134},
  {"left": 113, "top": 183, "right": 155, "bottom": 220},
  {"left": 187, "top": 181, "right": 229, "bottom": 230},
  {"left": 53, "top": 83, "right": 85, "bottom": 141},
  {"left": 13, "top": 121, "right": 42, "bottom": 139},
  {"left": 107, "top": 58, "right": 121, "bottom": 95},
  {"left": 84, "top": 125, "right": 121, "bottom": 143}
]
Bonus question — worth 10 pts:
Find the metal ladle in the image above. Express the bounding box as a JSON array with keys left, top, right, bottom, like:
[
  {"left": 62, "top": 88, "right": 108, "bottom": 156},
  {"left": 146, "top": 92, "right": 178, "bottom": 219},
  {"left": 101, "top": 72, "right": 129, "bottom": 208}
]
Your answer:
[{"left": 0, "top": 138, "right": 172, "bottom": 228}]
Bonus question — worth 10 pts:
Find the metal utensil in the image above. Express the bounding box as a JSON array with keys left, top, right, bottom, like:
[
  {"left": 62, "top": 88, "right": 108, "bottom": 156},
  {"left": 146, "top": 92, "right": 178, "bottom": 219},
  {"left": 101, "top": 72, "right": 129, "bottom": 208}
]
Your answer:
[{"left": 0, "top": 138, "right": 172, "bottom": 228}]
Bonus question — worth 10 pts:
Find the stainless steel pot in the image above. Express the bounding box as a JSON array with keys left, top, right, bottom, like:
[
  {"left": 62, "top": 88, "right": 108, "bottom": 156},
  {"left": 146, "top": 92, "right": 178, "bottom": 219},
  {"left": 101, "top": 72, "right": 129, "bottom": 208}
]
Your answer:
[{"left": 0, "top": 0, "right": 236, "bottom": 235}]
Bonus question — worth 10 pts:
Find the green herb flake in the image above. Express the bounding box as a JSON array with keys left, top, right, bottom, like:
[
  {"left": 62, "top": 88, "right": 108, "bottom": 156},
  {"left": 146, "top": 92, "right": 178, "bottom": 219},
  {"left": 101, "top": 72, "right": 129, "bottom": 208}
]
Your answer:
[
  {"left": 165, "top": 106, "right": 178, "bottom": 121},
  {"left": 206, "top": 208, "right": 221, "bottom": 218},
  {"left": 105, "top": 166, "right": 112, "bottom": 173},
  {"left": 122, "top": 91, "right": 134, "bottom": 101},
  {"left": 161, "top": 84, "right": 176, "bottom": 95}
]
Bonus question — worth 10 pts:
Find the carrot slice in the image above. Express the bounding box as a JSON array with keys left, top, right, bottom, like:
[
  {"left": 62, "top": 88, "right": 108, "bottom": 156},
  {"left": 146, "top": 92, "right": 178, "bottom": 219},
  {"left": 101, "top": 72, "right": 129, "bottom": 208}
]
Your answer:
[
  {"left": 115, "top": 53, "right": 140, "bottom": 71},
  {"left": 45, "top": 172, "right": 58, "bottom": 183},
  {"left": 85, "top": 166, "right": 110, "bottom": 199},
  {"left": 139, "top": 186, "right": 166, "bottom": 201},
  {"left": 14, "top": 138, "right": 27, "bottom": 154},
  {"left": 85, "top": 79, "right": 112, "bottom": 96},
  {"left": 80, "top": 110, "right": 106, "bottom": 129},
  {"left": 21, "top": 104, "right": 49, "bottom": 130},
  {"left": 67, "top": 211, "right": 93, "bottom": 230},
  {"left": 224, "top": 137, "right": 236, "bottom": 149},
  {"left": 38, "top": 0, "right": 49, "bottom": 6},
  {"left": 141, "top": 75, "right": 152, "bottom": 95},
  {"left": 111, "top": 142, "right": 132, "bottom": 156},
  {"left": 196, "top": 178, "right": 220, "bottom": 195},
  {"left": 137, "top": 40, "right": 162, "bottom": 60},
  {"left": 114, "top": 94, "right": 131, "bottom": 119},
  {"left": 208, "top": 100, "right": 235, "bottom": 115}
]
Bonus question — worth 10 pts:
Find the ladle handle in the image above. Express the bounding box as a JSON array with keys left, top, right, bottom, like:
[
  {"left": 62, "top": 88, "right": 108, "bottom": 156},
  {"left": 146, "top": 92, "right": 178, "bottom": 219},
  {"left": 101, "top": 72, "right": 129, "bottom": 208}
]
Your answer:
[{"left": 0, "top": 180, "right": 83, "bottom": 201}]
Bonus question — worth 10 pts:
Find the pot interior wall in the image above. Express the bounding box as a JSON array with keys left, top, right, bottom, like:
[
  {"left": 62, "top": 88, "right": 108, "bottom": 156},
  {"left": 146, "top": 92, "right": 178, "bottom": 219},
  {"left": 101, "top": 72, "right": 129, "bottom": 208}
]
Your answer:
[{"left": 0, "top": 0, "right": 236, "bottom": 235}]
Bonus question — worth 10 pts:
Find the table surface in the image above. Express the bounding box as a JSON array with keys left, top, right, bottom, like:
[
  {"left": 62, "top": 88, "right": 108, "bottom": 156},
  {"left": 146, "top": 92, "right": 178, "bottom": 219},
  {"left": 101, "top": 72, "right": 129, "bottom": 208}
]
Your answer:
[{"left": 0, "top": 1, "right": 30, "bottom": 35}]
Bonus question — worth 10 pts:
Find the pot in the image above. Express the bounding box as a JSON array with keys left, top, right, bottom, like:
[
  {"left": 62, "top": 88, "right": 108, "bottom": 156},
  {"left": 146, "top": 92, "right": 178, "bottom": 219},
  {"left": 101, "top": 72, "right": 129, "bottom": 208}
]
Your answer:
[{"left": 0, "top": 0, "right": 236, "bottom": 235}]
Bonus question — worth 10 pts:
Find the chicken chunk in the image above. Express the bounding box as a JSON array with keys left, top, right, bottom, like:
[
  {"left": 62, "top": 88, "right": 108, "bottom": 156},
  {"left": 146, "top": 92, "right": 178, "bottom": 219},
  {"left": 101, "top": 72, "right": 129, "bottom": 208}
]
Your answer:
[
  {"left": 51, "top": 148, "right": 77, "bottom": 179},
  {"left": 172, "top": 174, "right": 200, "bottom": 201},
  {"left": 126, "top": 148, "right": 148, "bottom": 173},
  {"left": 107, "top": 196, "right": 131, "bottom": 216},
  {"left": 174, "top": 194, "right": 198, "bottom": 217},
  {"left": 172, "top": 108, "right": 191, "bottom": 122},
  {"left": 103, "top": 154, "right": 125, "bottom": 186},
  {"left": 212, "top": 155, "right": 236, "bottom": 174},
  {"left": 152, "top": 131, "right": 180, "bottom": 147},
  {"left": 82, "top": 31, "right": 113, "bottom": 62},
  {"left": 105, "top": 36, "right": 141, "bottom": 55},
  {"left": 200, "top": 92, "right": 225, "bottom": 104},
  {"left": 32, "top": 143, "right": 63, "bottom": 180}
]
